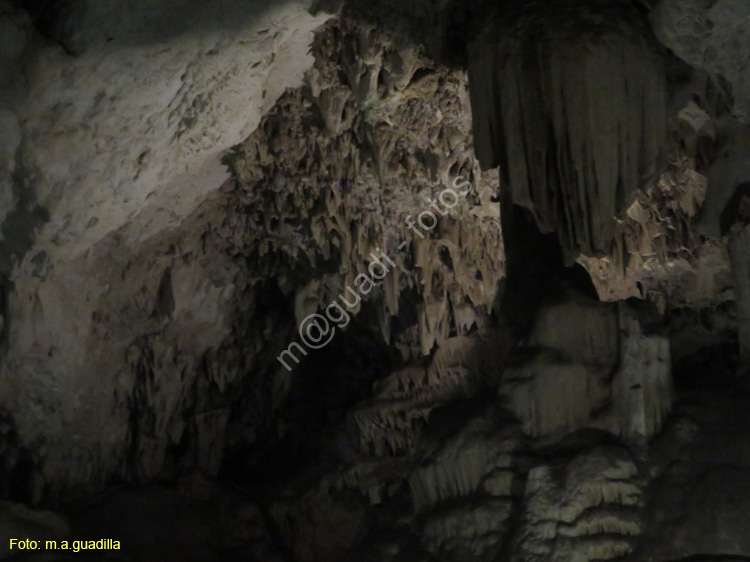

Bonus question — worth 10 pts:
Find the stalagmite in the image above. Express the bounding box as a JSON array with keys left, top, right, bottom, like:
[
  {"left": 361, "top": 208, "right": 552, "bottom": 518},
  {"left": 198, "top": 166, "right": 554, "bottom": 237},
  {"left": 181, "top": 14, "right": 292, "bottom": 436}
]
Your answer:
[
  {"left": 612, "top": 300, "right": 673, "bottom": 442},
  {"left": 500, "top": 294, "right": 672, "bottom": 440},
  {"left": 513, "top": 448, "right": 643, "bottom": 562}
]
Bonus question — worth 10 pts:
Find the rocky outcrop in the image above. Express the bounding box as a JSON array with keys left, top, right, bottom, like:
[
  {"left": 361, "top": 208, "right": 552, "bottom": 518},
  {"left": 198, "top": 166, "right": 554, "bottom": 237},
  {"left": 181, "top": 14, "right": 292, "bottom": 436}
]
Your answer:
[
  {"left": 0, "top": 0, "right": 736, "bottom": 503},
  {"left": 0, "top": 7, "right": 507, "bottom": 498},
  {"left": 225, "top": 19, "right": 505, "bottom": 362},
  {"left": 513, "top": 447, "right": 644, "bottom": 562},
  {"left": 0, "top": 0, "right": 331, "bottom": 260}
]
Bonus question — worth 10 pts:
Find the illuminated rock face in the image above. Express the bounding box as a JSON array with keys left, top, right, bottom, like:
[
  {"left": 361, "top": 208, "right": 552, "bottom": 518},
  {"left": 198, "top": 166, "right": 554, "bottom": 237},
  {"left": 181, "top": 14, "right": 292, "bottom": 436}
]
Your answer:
[
  {"left": 0, "top": 0, "right": 333, "bottom": 497},
  {"left": 513, "top": 447, "right": 644, "bottom": 562}
]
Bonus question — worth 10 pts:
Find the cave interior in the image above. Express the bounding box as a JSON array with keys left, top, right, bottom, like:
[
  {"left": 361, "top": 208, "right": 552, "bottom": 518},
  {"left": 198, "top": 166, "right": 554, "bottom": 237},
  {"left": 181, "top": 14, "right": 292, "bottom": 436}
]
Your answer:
[{"left": 1, "top": 0, "right": 750, "bottom": 561}]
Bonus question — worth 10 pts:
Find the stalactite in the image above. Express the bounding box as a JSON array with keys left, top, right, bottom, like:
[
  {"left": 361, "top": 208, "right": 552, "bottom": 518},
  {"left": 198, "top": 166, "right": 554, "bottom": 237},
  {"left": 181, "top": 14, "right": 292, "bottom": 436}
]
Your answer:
[
  {"left": 468, "top": 1, "right": 666, "bottom": 262},
  {"left": 224, "top": 19, "right": 506, "bottom": 375}
]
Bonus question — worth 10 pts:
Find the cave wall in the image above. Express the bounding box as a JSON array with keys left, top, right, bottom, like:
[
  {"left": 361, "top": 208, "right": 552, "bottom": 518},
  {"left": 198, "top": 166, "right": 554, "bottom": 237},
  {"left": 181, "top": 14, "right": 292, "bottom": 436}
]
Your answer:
[{"left": 0, "top": 0, "right": 332, "bottom": 498}]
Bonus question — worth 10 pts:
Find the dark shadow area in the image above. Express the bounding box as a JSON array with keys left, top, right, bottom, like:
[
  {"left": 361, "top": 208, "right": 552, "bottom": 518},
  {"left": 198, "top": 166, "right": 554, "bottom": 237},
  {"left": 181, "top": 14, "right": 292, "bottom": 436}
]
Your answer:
[{"left": 222, "top": 299, "right": 404, "bottom": 487}]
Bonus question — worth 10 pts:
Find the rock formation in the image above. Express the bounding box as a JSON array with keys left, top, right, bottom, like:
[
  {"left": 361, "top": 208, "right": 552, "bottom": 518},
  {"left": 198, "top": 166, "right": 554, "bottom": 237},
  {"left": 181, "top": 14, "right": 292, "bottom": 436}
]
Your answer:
[
  {"left": 0, "top": 0, "right": 750, "bottom": 561},
  {"left": 468, "top": 0, "right": 666, "bottom": 262}
]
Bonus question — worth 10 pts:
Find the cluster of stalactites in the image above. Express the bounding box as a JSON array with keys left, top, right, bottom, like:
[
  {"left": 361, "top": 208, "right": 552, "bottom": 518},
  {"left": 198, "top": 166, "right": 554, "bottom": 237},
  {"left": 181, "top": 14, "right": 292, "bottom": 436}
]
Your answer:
[
  {"left": 225, "top": 18, "right": 506, "bottom": 362},
  {"left": 350, "top": 336, "right": 484, "bottom": 458}
]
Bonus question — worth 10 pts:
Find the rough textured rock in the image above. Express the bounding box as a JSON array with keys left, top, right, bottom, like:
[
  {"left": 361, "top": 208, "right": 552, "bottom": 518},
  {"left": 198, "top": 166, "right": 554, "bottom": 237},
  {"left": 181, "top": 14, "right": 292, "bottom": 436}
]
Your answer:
[
  {"left": 613, "top": 300, "right": 673, "bottom": 442},
  {"left": 696, "top": 123, "right": 750, "bottom": 238},
  {"left": 631, "top": 387, "right": 750, "bottom": 562},
  {"left": 652, "top": 0, "right": 750, "bottom": 123},
  {"left": 513, "top": 447, "right": 643, "bottom": 562},
  {"left": 409, "top": 416, "right": 523, "bottom": 513},
  {"left": 0, "top": 0, "right": 332, "bottom": 498},
  {"left": 224, "top": 18, "right": 505, "bottom": 363},
  {"left": 270, "top": 487, "right": 368, "bottom": 562},
  {"left": 1, "top": 0, "right": 331, "bottom": 260}
]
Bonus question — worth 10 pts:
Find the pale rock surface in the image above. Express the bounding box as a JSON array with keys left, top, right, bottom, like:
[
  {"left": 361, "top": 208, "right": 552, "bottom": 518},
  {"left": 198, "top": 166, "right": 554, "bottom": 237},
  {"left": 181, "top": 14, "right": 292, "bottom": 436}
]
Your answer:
[
  {"left": 420, "top": 498, "right": 513, "bottom": 561},
  {"left": 0, "top": 0, "right": 332, "bottom": 496},
  {"left": 2, "top": 0, "right": 331, "bottom": 258},
  {"left": 512, "top": 447, "right": 643, "bottom": 562},
  {"left": 409, "top": 416, "right": 522, "bottom": 513},
  {"left": 501, "top": 293, "right": 672, "bottom": 441},
  {"left": 612, "top": 300, "right": 673, "bottom": 442}
]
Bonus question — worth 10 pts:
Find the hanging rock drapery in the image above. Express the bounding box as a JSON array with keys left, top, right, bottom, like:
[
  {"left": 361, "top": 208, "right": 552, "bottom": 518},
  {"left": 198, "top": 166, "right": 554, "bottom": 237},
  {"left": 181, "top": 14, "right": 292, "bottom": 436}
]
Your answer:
[{"left": 468, "top": 1, "right": 666, "bottom": 263}]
